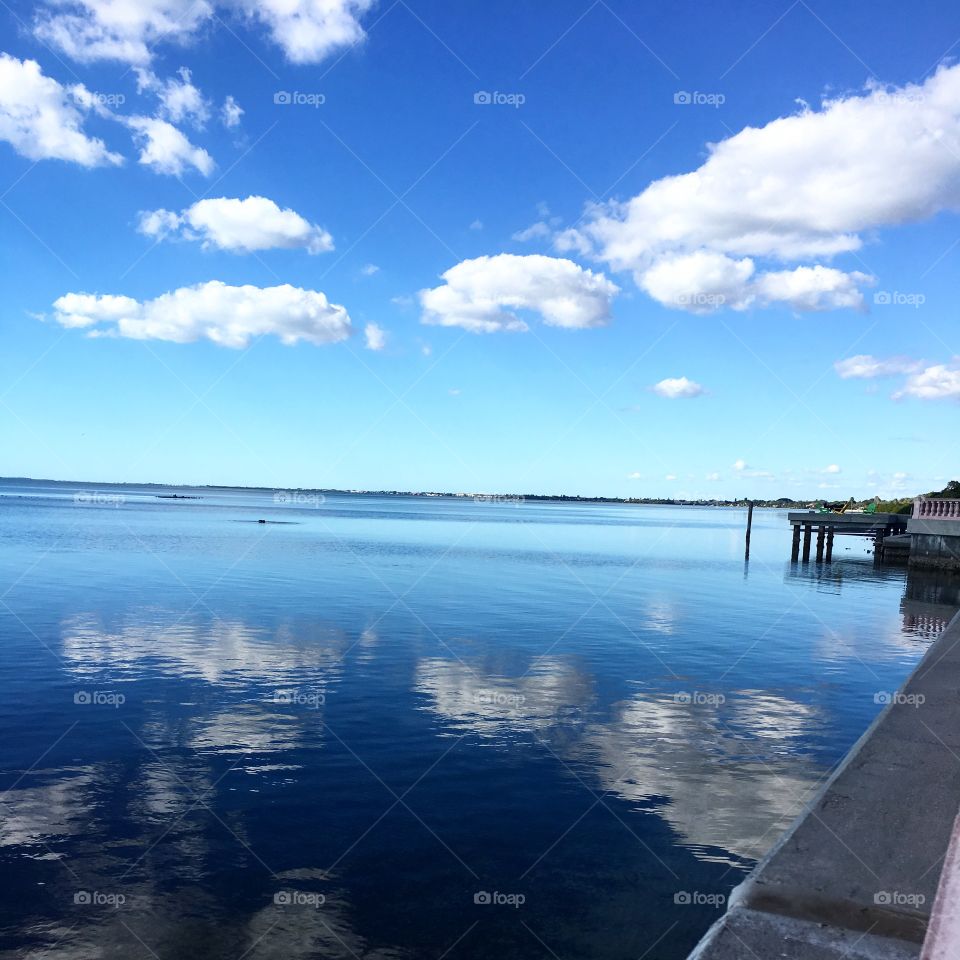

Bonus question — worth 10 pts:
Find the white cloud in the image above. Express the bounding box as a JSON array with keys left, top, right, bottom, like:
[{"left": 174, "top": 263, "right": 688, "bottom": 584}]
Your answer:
[
  {"left": 665, "top": 474, "right": 678, "bottom": 481},
  {"left": 512, "top": 221, "right": 552, "bottom": 242},
  {"left": 137, "top": 207, "right": 181, "bottom": 239},
  {"left": 124, "top": 115, "right": 214, "bottom": 175},
  {"left": 137, "top": 196, "right": 333, "bottom": 253},
  {"left": 834, "top": 354, "right": 922, "bottom": 378},
  {"left": 136, "top": 66, "right": 210, "bottom": 127},
  {"left": 627, "top": 472, "right": 643, "bottom": 480},
  {"left": 35, "top": 0, "right": 373, "bottom": 65},
  {"left": 640, "top": 251, "right": 754, "bottom": 312},
  {"left": 706, "top": 472, "right": 721, "bottom": 481},
  {"left": 0, "top": 54, "right": 123, "bottom": 167},
  {"left": 822, "top": 464, "right": 842, "bottom": 474},
  {"left": 639, "top": 251, "right": 871, "bottom": 314},
  {"left": 513, "top": 207, "right": 563, "bottom": 244},
  {"left": 732, "top": 458, "right": 774, "bottom": 480},
  {"left": 235, "top": 0, "right": 375, "bottom": 64},
  {"left": 360, "top": 263, "right": 379, "bottom": 276},
  {"left": 221, "top": 95, "right": 243, "bottom": 128},
  {"left": 835, "top": 353, "right": 960, "bottom": 402},
  {"left": 35, "top": 0, "right": 213, "bottom": 64},
  {"left": 420, "top": 254, "right": 618, "bottom": 333},
  {"left": 893, "top": 363, "right": 960, "bottom": 401},
  {"left": 753, "top": 265, "right": 871, "bottom": 312},
  {"left": 651, "top": 376, "right": 706, "bottom": 399},
  {"left": 469, "top": 219, "right": 483, "bottom": 231},
  {"left": 51, "top": 281, "right": 352, "bottom": 348},
  {"left": 564, "top": 64, "right": 960, "bottom": 313},
  {"left": 363, "top": 323, "right": 386, "bottom": 351}
]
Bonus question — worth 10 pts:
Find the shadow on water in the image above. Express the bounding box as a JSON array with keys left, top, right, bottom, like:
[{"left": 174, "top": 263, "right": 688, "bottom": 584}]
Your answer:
[{"left": 781, "top": 555, "right": 960, "bottom": 639}]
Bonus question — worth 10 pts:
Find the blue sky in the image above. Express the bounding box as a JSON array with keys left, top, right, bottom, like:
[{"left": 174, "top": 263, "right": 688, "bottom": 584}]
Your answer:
[{"left": 1, "top": 0, "right": 959, "bottom": 498}]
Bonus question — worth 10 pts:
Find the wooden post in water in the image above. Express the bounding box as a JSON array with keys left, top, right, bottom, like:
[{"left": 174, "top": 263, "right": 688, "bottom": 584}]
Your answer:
[
  {"left": 802, "top": 524, "right": 813, "bottom": 562},
  {"left": 791, "top": 524, "right": 801, "bottom": 562},
  {"left": 816, "top": 524, "right": 826, "bottom": 562},
  {"left": 826, "top": 528, "right": 835, "bottom": 562},
  {"left": 745, "top": 501, "right": 754, "bottom": 560}
]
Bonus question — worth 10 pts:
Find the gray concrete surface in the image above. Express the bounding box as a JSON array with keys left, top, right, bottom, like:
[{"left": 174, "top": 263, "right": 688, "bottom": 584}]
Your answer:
[
  {"left": 689, "top": 610, "right": 960, "bottom": 960},
  {"left": 689, "top": 909, "right": 921, "bottom": 960},
  {"left": 907, "top": 519, "right": 960, "bottom": 571}
]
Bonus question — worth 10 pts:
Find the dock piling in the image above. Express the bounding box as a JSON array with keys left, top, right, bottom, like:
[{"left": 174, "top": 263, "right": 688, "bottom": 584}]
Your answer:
[
  {"left": 802, "top": 524, "right": 812, "bottom": 562},
  {"left": 791, "top": 524, "right": 801, "bottom": 562},
  {"left": 745, "top": 501, "right": 754, "bottom": 560}
]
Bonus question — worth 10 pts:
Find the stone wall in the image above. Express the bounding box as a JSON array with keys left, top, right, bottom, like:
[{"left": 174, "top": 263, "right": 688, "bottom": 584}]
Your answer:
[{"left": 906, "top": 519, "right": 960, "bottom": 572}]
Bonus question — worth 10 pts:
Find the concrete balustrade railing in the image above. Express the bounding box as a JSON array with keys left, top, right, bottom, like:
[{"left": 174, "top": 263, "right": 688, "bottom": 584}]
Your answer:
[{"left": 913, "top": 498, "right": 960, "bottom": 519}]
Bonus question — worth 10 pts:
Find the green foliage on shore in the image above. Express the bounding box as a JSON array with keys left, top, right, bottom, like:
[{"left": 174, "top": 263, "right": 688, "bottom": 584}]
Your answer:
[
  {"left": 874, "top": 498, "right": 913, "bottom": 514},
  {"left": 873, "top": 479, "right": 960, "bottom": 515}
]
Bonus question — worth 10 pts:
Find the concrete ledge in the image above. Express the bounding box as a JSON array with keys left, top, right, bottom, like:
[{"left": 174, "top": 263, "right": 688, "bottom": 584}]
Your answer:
[
  {"left": 689, "top": 610, "right": 960, "bottom": 959},
  {"left": 908, "top": 519, "right": 960, "bottom": 538},
  {"left": 690, "top": 908, "right": 921, "bottom": 959}
]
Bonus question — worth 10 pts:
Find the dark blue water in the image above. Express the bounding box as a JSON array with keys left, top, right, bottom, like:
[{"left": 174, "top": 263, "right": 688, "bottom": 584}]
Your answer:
[{"left": 0, "top": 480, "right": 952, "bottom": 959}]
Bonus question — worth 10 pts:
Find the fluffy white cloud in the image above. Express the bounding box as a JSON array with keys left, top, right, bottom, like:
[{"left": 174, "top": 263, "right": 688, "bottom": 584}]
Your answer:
[
  {"left": 136, "top": 67, "right": 210, "bottom": 127},
  {"left": 753, "top": 265, "right": 871, "bottom": 312},
  {"left": 238, "top": 0, "right": 375, "bottom": 64},
  {"left": 35, "top": 0, "right": 213, "bottom": 64},
  {"left": 834, "top": 353, "right": 960, "bottom": 402},
  {"left": 124, "top": 115, "right": 214, "bottom": 175},
  {"left": 51, "top": 281, "right": 352, "bottom": 347},
  {"left": 705, "top": 472, "right": 721, "bottom": 481},
  {"left": 565, "top": 64, "right": 960, "bottom": 313},
  {"left": 35, "top": 0, "right": 373, "bottom": 64},
  {"left": 360, "top": 263, "right": 379, "bottom": 276},
  {"left": 363, "top": 323, "right": 386, "bottom": 351},
  {"left": 0, "top": 54, "right": 122, "bottom": 166},
  {"left": 894, "top": 363, "right": 960, "bottom": 401},
  {"left": 640, "top": 251, "right": 754, "bottom": 312},
  {"left": 822, "top": 464, "right": 841, "bottom": 474},
  {"left": 651, "top": 376, "right": 705, "bottom": 399},
  {"left": 420, "top": 254, "right": 618, "bottom": 333},
  {"left": 221, "top": 95, "right": 243, "bottom": 128},
  {"left": 137, "top": 196, "right": 334, "bottom": 253},
  {"left": 638, "top": 252, "right": 871, "bottom": 314},
  {"left": 834, "top": 354, "right": 922, "bottom": 378}
]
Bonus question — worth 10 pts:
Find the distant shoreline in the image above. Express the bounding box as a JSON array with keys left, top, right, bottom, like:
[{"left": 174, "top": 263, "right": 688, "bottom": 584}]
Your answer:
[{"left": 0, "top": 476, "right": 821, "bottom": 509}]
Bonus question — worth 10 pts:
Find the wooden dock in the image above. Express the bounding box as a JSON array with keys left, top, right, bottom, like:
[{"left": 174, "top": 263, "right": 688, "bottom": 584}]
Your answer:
[{"left": 787, "top": 511, "right": 909, "bottom": 562}]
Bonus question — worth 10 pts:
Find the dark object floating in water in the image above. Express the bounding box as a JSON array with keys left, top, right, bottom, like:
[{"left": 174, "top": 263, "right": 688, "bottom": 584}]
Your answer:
[
  {"left": 230, "top": 519, "right": 298, "bottom": 525},
  {"left": 156, "top": 494, "right": 201, "bottom": 499}
]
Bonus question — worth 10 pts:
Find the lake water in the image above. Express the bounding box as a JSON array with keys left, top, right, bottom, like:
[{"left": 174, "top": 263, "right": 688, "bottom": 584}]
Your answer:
[{"left": 0, "top": 480, "right": 954, "bottom": 959}]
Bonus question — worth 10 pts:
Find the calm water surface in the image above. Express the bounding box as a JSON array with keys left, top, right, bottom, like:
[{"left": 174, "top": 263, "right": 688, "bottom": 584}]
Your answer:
[{"left": 0, "top": 480, "right": 955, "bottom": 959}]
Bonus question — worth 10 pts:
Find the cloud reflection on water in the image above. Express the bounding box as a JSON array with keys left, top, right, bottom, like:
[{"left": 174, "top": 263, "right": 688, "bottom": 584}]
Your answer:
[{"left": 415, "top": 654, "right": 824, "bottom": 865}]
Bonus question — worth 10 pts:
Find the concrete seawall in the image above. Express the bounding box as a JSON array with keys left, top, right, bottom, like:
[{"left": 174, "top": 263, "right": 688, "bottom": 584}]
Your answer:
[
  {"left": 908, "top": 518, "right": 960, "bottom": 571},
  {"left": 689, "top": 609, "right": 960, "bottom": 959}
]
